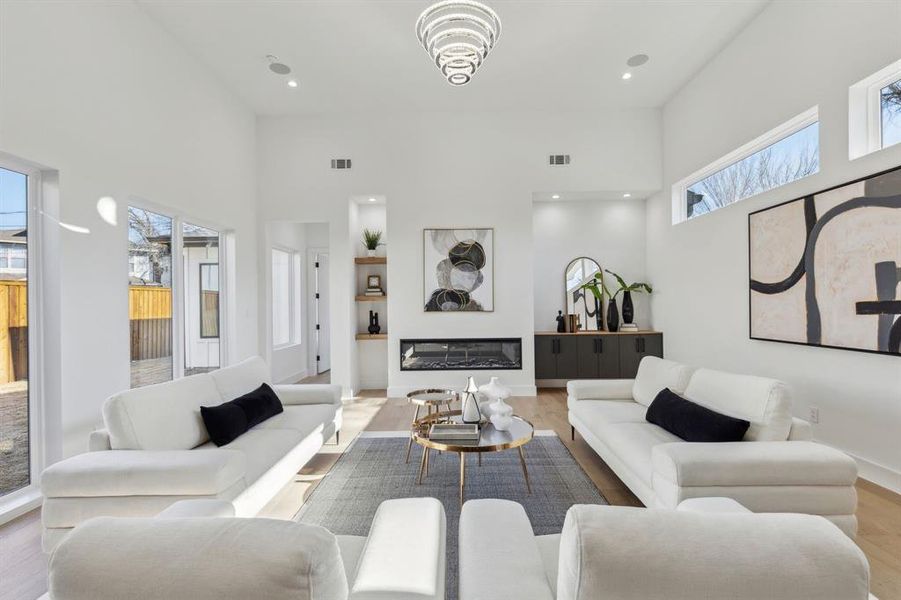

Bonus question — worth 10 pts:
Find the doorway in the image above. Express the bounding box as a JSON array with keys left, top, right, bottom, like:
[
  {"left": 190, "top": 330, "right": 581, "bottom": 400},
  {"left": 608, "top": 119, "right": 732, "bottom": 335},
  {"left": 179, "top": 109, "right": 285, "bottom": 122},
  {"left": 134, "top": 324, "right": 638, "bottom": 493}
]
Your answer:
[{"left": 313, "top": 251, "right": 330, "bottom": 375}]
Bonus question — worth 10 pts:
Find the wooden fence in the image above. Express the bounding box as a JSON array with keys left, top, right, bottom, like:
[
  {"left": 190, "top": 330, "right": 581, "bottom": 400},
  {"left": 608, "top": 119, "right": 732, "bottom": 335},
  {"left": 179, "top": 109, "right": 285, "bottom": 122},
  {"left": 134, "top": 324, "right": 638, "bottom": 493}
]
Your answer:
[
  {"left": 0, "top": 281, "right": 27, "bottom": 384},
  {"left": 129, "top": 286, "right": 172, "bottom": 361}
]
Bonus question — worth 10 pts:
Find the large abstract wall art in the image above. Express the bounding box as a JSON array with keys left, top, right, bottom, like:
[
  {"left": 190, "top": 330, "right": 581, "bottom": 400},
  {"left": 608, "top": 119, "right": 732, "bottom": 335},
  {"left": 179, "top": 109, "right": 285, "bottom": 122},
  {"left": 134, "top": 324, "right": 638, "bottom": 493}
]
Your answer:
[
  {"left": 749, "top": 165, "right": 901, "bottom": 356},
  {"left": 423, "top": 228, "right": 493, "bottom": 312}
]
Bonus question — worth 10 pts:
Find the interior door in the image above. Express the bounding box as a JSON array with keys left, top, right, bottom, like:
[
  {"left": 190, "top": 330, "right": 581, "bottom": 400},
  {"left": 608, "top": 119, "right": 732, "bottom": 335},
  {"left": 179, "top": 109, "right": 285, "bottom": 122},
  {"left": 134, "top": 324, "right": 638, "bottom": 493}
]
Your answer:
[{"left": 315, "top": 253, "right": 330, "bottom": 373}]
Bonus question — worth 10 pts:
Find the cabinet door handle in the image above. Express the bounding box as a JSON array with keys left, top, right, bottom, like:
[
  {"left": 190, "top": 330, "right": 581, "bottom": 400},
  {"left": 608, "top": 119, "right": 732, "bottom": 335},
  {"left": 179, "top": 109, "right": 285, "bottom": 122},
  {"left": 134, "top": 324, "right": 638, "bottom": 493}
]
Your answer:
[
  {"left": 635, "top": 338, "right": 640, "bottom": 353},
  {"left": 598, "top": 338, "right": 603, "bottom": 354},
  {"left": 641, "top": 338, "right": 646, "bottom": 352}
]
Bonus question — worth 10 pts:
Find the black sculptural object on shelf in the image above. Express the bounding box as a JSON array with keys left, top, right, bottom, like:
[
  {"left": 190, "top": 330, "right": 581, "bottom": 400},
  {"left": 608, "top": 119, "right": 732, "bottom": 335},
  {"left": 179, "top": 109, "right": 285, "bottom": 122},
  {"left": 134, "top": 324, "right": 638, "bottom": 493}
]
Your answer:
[
  {"left": 556, "top": 310, "right": 566, "bottom": 333},
  {"left": 368, "top": 310, "right": 381, "bottom": 335}
]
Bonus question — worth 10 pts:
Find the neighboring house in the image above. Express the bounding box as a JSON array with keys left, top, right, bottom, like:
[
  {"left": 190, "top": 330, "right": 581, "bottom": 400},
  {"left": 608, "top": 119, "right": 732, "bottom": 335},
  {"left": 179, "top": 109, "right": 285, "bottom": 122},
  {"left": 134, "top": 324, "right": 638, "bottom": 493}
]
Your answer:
[{"left": 0, "top": 229, "right": 27, "bottom": 280}]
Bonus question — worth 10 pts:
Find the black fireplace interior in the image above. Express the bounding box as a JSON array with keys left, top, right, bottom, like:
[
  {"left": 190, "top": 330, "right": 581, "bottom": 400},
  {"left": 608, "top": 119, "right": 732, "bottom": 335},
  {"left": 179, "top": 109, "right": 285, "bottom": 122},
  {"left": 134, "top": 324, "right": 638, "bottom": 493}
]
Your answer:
[{"left": 400, "top": 338, "right": 522, "bottom": 371}]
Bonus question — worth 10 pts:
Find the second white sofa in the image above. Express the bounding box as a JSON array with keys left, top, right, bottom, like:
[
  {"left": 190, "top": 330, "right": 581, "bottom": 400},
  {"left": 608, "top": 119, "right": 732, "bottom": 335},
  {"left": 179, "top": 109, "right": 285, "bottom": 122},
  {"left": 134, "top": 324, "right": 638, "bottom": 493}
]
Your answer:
[
  {"left": 40, "top": 356, "right": 342, "bottom": 551},
  {"left": 568, "top": 356, "right": 859, "bottom": 536}
]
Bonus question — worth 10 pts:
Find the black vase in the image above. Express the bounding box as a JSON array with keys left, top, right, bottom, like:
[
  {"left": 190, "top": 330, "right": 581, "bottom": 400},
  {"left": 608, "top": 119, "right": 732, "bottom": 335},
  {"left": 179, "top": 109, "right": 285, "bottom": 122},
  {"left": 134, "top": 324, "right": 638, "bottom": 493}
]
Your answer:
[
  {"left": 368, "top": 311, "right": 381, "bottom": 335},
  {"left": 622, "top": 291, "right": 634, "bottom": 324},
  {"left": 606, "top": 299, "right": 620, "bottom": 332}
]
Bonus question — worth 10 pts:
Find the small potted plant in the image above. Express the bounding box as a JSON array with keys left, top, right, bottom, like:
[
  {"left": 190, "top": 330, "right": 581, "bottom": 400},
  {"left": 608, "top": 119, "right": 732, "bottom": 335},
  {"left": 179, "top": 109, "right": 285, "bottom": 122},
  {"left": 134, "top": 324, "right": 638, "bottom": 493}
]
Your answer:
[
  {"left": 581, "top": 269, "right": 652, "bottom": 332},
  {"left": 362, "top": 229, "right": 382, "bottom": 257}
]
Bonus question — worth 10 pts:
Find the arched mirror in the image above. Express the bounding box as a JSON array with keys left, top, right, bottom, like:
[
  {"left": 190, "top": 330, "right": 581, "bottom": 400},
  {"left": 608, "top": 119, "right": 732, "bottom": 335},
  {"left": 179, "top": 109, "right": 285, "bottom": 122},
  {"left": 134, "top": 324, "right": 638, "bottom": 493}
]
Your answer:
[{"left": 564, "top": 257, "right": 603, "bottom": 331}]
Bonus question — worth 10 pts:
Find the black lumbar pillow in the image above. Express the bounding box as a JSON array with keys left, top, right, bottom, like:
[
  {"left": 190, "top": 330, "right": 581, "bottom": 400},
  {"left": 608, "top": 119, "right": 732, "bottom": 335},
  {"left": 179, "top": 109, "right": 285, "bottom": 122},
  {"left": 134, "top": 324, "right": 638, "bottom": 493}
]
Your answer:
[
  {"left": 646, "top": 387, "right": 750, "bottom": 443},
  {"left": 201, "top": 383, "right": 284, "bottom": 446}
]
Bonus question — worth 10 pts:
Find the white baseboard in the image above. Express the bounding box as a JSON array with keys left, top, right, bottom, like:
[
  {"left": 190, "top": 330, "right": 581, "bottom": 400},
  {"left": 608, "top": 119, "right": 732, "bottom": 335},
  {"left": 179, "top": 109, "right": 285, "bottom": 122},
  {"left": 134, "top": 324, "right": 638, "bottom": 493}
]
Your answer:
[
  {"left": 386, "top": 384, "right": 537, "bottom": 398},
  {"left": 849, "top": 452, "right": 901, "bottom": 495},
  {"left": 276, "top": 369, "right": 308, "bottom": 385}
]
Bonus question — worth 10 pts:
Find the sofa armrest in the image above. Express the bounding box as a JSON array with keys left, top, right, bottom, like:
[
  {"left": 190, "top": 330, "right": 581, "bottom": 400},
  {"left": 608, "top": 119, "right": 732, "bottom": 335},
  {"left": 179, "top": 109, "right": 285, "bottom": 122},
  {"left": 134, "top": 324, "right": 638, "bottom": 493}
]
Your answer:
[
  {"left": 566, "top": 379, "right": 634, "bottom": 401},
  {"left": 88, "top": 429, "right": 112, "bottom": 451},
  {"left": 788, "top": 417, "right": 813, "bottom": 441},
  {"left": 272, "top": 383, "right": 342, "bottom": 406},
  {"left": 156, "top": 499, "right": 235, "bottom": 518},
  {"left": 351, "top": 497, "right": 446, "bottom": 600},
  {"left": 459, "top": 499, "right": 554, "bottom": 600},
  {"left": 41, "top": 449, "right": 245, "bottom": 498},
  {"left": 652, "top": 441, "right": 858, "bottom": 488}
]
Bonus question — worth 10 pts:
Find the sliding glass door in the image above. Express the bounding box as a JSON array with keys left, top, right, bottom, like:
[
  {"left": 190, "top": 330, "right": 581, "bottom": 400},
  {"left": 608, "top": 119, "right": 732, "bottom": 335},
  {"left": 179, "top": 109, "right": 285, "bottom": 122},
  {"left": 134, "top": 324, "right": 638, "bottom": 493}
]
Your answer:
[{"left": 0, "top": 166, "right": 31, "bottom": 497}]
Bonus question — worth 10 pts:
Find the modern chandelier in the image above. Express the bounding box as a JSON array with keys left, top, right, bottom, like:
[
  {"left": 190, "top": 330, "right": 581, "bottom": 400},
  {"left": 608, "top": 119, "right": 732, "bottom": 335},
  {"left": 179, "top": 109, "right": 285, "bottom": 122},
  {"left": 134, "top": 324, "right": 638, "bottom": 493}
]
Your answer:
[{"left": 415, "top": 0, "right": 502, "bottom": 86}]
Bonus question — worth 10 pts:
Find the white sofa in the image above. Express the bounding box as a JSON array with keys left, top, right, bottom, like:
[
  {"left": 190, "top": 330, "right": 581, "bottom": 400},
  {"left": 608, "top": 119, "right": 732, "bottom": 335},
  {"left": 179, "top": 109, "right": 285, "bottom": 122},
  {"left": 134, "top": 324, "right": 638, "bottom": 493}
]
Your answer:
[
  {"left": 42, "top": 497, "right": 446, "bottom": 600},
  {"left": 459, "top": 498, "right": 870, "bottom": 600},
  {"left": 40, "top": 356, "right": 342, "bottom": 552},
  {"left": 568, "top": 356, "right": 859, "bottom": 536}
]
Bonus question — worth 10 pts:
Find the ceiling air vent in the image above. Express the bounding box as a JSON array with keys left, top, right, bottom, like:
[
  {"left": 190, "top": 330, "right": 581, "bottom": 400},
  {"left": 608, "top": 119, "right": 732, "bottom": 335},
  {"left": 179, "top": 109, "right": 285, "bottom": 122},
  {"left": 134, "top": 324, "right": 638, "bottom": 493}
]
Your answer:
[
  {"left": 549, "top": 154, "right": 570, "bottom": 166},
  {"left": 330, "top": 158, "right": 352, "bottom": 170}
]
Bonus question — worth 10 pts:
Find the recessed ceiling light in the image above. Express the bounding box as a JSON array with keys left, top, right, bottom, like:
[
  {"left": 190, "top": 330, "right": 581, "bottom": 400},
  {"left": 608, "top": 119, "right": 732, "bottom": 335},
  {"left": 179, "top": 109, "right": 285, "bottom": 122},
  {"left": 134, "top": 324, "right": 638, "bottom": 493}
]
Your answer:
[
  {"left": 287, "top": 79, "right": 298, "bottom": 88},
  {"left": 368, "top": 197, "right": 377, "bottom": 202},
  {"left": 622, "top": 72, "right": 632, "bottom": 80},
  {"left": 267, "top": 55, "right": 291, "bottom": 75},
  {"left": 623, "top": 193, "right": 631, "bottom": 198},
  {"left": 551, "top": 194, "right": 560, "bottom": 199},
  {"left": 626, "top": 54, "right": 649, "bottom": 68}
]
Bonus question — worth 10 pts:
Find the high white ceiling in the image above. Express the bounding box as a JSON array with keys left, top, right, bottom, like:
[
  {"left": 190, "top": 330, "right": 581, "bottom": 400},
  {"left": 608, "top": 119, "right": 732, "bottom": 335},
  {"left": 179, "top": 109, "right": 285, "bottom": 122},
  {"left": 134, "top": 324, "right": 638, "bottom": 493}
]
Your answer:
[{"left": 138, "top": 0, "right": 768, "bottom": 116}]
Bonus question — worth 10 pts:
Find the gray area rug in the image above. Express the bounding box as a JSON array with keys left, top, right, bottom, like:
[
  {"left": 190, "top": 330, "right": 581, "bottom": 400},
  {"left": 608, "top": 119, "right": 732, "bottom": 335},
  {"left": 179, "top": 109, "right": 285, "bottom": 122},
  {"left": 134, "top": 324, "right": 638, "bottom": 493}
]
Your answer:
[{"left": 296, "top": 433, "right": 607, "bottom": 599}]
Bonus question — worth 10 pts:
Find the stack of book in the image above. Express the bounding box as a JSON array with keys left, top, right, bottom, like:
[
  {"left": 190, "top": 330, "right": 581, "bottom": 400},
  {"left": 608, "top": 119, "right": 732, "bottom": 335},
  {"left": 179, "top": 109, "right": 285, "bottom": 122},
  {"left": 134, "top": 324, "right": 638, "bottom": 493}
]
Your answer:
[
  {"left": 619, "top": 323, "right": 639, "bottom": 331},
  {"left": 429, "top": 423, "right": 480, "bottom": 441},
  {"left": 364, "top": 286, "right": 384, "bottom": 296}
]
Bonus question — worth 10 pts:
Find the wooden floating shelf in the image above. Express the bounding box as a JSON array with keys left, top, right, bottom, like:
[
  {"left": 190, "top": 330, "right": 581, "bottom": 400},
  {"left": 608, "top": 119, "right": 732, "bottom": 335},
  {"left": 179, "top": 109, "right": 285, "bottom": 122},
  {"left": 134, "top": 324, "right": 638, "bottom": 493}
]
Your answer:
[
  {"left": 354, "top": 257, "right": 386, "bottom": 265},
  {"left": 356, "top": 333, "right": 387, "bottom": 340},
  {"left": 356, "top": 295, "right": 387, "bottom": 302}
]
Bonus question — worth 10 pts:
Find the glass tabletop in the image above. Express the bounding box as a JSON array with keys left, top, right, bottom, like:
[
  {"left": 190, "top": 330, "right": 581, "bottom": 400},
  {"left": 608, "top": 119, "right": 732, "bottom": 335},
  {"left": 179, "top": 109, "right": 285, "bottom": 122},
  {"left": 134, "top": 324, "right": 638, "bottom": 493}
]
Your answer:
[
  {"left": 407, "top": 388, "right": 458, "bottom": 405},
  {"left": 415, "top": 415, "right": 534, "bottom": 452}
]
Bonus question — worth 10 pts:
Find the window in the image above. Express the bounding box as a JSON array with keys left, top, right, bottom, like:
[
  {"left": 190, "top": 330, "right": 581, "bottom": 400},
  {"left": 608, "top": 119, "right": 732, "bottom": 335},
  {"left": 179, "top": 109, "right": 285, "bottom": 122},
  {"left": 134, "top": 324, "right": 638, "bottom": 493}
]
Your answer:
[
  {"left": 673, "top": 108, "right": 819, "bottom": 223},
  {"left": 0, "top": 165, "right": 31, "bottom": 497},
  {"left": 271, "top": 248, "right": 301, "bottom": 348},
  {"left": 183, "top": 222, "right": 220, "bottom": 375},
  {"left": 128, "top": 207, "right": 173, "bottom": 388},
  {"left": 881, "top": 78, "right": 901, "bottom": 149},
  {"left": 849, "top": 59, "right": 901, "bottom": 159}
]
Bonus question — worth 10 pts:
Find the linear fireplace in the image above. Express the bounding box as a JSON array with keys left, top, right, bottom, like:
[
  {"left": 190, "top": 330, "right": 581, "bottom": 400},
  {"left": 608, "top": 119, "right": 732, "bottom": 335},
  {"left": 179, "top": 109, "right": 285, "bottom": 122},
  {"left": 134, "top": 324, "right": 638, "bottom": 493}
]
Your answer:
[{"left": 400, "top": 338, "right": 522, "bottom": 371}]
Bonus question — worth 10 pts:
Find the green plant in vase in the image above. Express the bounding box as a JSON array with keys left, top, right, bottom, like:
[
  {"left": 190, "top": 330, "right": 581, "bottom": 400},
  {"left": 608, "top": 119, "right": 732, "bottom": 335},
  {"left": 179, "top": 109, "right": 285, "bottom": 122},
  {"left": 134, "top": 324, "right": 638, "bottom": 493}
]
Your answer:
[
  {"left": 362, "top": 229, "right": 383, "bottom": 257},
  {"left": 581, "top": 270, "right": 652, "bottom": 332}
]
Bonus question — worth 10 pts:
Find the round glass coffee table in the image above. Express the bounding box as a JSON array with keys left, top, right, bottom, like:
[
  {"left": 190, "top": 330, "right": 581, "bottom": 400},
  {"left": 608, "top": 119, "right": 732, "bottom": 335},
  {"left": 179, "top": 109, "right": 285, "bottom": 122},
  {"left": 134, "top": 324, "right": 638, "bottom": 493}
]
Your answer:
[
  {"left": 405, "top": 389, "right": 459, "bottom": 464},
  {"left": 413, "top": 412, "right": 534, "bottom": 504}
]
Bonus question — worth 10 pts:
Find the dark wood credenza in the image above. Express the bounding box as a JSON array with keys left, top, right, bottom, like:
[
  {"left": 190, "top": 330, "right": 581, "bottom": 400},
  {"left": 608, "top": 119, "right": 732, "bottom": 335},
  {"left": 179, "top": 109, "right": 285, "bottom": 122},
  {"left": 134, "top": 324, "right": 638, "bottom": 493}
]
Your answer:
[{"left": 535, "top": 331, "right": 663, "bottom": 380}]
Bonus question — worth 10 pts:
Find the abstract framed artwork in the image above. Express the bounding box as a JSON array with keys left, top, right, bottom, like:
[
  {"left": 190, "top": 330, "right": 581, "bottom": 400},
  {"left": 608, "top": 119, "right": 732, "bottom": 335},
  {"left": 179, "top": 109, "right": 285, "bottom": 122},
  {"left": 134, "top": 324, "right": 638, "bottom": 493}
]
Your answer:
[
  {"left": 423, "top": 228, "right": 494, "bottom": 312},
  {"left": 749, "top": 165, "right": 901, "bottom": 356}
]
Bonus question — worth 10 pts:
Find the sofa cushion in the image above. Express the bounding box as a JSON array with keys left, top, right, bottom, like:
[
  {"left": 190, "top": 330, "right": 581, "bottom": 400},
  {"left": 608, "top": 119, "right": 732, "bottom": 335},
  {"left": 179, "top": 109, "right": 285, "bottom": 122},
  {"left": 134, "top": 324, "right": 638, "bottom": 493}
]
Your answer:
[
  {"left": 48, "top": 517, "right": 349, "bottom": 600},
  {"left": 567, "top": 399, "right": 647, "bottom": 427},
  {"left": 253, "top": 404, "right": 339, "bottom": 436},
  {"left": 103, "top": 374, "right": 222, "bottom": 450},
  {"left": 209, "top": 356, "right": 271, "bottom": 403},
  {"left": 208, "top": 429, "right": 304, "bottom": 484},
  {"left": 683, "top": 368, "right": 792, "bottom": 441},
  {"left": 202, "top": 384, "right": 284, "bottom": 446},
  {"left": 646, "top": 388, "right": 750, "bottom": 442},
  {"left": 597, "top": 422, "right": 682, "bottom": 486},
  {"left": 631, "top": 357, "right": 695, "bottom": 407},
  {"left": 41, "top": 449, "right": 245, "bottom": 498}
]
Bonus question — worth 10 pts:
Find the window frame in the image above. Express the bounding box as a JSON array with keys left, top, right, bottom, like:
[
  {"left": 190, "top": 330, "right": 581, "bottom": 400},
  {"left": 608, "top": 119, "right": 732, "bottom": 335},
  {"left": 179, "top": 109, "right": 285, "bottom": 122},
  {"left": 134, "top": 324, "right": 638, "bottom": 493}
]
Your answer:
[
  {"left": 127, "top": 197, "right": 230, "bottom": 382},
  {"left": 849, "top": 59, "right": 901, "bottom": 159},
  {"left": 0, "top": 155, "right": 46, "bottom": 521},
  {"left": 671, "top": 106, "right": 819, "bottom": 224},
  {"left": 270, "top": 246, "right": 302, "bottom": 350}
]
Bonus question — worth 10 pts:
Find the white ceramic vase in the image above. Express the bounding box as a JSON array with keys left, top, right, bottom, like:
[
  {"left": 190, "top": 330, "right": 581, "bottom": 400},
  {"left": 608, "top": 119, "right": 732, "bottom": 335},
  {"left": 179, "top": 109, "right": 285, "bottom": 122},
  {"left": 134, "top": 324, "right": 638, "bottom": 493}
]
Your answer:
[
  {"left": 461, "top": 376, "right": 482, "bottom": 424},
  {"left": 489, "top": 397, "right": 514, "bottom": 431},
  {"left": 366, "top": 248, "right": 376, "bottom": 257}
]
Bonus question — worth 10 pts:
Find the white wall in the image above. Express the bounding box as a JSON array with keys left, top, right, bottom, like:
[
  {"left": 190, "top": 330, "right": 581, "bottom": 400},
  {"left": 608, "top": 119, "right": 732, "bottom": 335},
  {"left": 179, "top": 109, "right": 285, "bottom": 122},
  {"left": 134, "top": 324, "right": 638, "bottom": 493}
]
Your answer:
[
  {"left": 257, "top": 109, "right": 661, "bottom": 397},
  {"left": 647, "top": 1, "right": 901, "bottom": 490},
  {"left": 533, "top": 198, "right": 649, "bottom": 332},
  {"left": 0, "top": 1, "right": 259, "bottom": 458}
]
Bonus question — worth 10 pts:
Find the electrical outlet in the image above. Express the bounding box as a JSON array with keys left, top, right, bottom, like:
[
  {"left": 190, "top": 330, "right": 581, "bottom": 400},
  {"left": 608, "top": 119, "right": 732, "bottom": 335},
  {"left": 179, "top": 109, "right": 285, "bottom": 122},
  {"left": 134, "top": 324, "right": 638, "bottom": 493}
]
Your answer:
[{"left": 808, "top": 406, "right": 820, "bottom": 424}]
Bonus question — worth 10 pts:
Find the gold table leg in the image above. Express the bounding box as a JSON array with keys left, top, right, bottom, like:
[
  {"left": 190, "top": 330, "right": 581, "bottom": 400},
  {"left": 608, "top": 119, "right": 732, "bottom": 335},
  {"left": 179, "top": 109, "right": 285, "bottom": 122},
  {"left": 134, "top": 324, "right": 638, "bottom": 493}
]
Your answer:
[
  {"left": 418, "top": 444, "right": 428, "bottom": 484},
  {"left": 518, "top": 446, "right": 531, "bottom": 494},
  {"left": 425, "top": 446, "right": 430, "bottom": 476},
  {"left": 459, "top": 452, "right": 466, "bottom": 505},
  {"left": 406, "top": 404, "right": 421, "bottom": 464}
]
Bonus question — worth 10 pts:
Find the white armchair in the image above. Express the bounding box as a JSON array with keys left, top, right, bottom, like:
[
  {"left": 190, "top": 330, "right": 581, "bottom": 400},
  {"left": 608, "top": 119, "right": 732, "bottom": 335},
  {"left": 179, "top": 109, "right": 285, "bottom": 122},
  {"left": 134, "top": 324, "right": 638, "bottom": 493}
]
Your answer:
[
  {"left": 459, "top": 498, "right": 870, "bottom": 600},
  {"left": 44, "top": 497, "right": 446, "bottom": 600}
]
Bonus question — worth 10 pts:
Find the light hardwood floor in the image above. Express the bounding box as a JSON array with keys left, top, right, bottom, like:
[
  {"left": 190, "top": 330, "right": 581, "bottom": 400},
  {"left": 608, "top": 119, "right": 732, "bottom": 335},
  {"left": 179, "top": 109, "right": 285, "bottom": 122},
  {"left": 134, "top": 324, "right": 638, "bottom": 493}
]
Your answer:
[{"left": 2, "top": 389, "right": 899, "bottom": 600}]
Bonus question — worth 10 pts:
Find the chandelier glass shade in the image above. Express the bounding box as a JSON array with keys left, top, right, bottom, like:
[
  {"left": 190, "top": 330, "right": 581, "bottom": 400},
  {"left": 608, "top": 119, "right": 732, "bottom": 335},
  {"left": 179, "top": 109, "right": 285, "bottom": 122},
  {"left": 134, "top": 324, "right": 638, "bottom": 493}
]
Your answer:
[{"left": 415, "top": 0, "right": 501, "bottom": 86}]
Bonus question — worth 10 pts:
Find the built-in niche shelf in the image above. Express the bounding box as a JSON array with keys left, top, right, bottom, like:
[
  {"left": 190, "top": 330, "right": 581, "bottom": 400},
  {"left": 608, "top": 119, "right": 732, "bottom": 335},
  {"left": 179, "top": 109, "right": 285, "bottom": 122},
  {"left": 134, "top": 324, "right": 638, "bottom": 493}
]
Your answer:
[
  {"left": 356, "top": 333, "right": 387, "bottom": 341},
  {"left": 355, "top": 295, "right": 388, "bottom": 302},
  {"left": 354, "top": 256, "right": 386, "bottom": 265}
]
